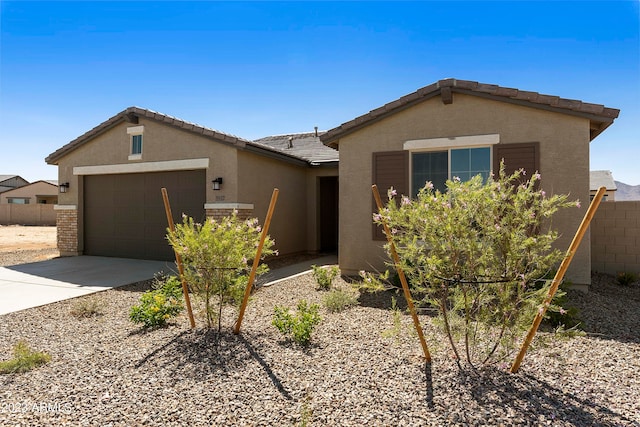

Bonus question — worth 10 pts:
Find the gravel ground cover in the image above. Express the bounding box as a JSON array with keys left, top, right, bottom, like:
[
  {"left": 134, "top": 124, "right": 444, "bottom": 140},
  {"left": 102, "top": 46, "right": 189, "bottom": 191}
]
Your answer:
[{"left": 0, "top": 249, "right": 639, "bottom": 426}]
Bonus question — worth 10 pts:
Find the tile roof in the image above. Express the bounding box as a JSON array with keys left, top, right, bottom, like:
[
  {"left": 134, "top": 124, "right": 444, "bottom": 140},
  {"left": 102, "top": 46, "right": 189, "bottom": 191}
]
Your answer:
[
  {"left": 46, "top": 107, "right": 251, "bottom": 165},
  {"left": 253, "top": 132, "right": 339, "bottom": 164},
  {"left": 590, "top": 170, "right": 617, "bottom": 191},
  {"left": 0, "top": 175, "right": 20, "bottom": 183},
  {"left": 320, "top": 78, "right": 620, "bottom": 148},
  {"left": 46, "top": 107, "right": 337, "bottom": 166}
]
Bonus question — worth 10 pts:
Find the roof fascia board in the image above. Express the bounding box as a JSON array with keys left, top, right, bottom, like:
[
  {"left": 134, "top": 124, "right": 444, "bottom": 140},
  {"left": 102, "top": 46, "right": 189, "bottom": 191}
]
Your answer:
[
  {"left": 451, "top": 88, "right": 617, "bottom": 135},
  {"left": 46, "top": 108, "right": 249, "bottom": 165},
  {"left": 321, "top": 91, "right": 441, "bottom": 148}
]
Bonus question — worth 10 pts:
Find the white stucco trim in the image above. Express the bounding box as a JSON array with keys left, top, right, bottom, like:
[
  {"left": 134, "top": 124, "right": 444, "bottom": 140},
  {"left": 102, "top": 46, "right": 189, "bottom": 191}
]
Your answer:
[
  {"left": 128, "top": 154, "right": 143, "bottom": 161},
  {"left": 73, "top": 158, "right": 209, "bottom": 175},
  {"left": 126, "top": 125, "right": 145, "bottom": 134},
  {"left": 403, "top": 134, "right": 500, "bottom": 150},
  {"left": 204, "top": 203, "right": 254, "bottom": 210},
  {"left": 54, "top": 205, "right": 77, "bottom": 210}
]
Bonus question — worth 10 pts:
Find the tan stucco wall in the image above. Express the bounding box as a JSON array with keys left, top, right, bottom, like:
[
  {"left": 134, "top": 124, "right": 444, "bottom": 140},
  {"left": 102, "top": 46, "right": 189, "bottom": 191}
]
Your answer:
[
  {"left": 0, "top": 181, "right": 58, "bottom": 204},
  {"left": 237, "top": 151, "right": 338, "bottom": 255},
  {"left": 52, "top": 116, "right": 337, "bottom": 257},
  {"left": 337, "top": 93, "right": 592, "bottom": 284},
  {"left": 54, "top": 118, "right": 241, "bottom": 253}
]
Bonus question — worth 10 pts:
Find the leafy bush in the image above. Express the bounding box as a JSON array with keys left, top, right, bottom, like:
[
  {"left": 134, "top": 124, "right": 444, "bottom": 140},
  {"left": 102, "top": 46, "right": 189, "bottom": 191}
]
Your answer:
[
  {"left": 168, "top": 213, "right": 275, "bottom": 331},
  {"left": 616, "top": 272, "right": 638, "bottom": 287},
  {"left": 70, "top": 295, "right": 104, "bottom": 318},
  {"left": 273, "top": 300, "right": 321, "bottom": 346},
  {"left": 322, "top": 289, "right": 358, "bottom": 313},
  {"left": 365, "top": 162, "right": 578, "bottom": 369},
  {"left": 311, "top": 265, "right": 340, "bottom": 290},
  {"left": 0, "top": 341, "right": 51, "bottom": 374},
  {"left": 129, "top": 276, "right": 184, "bottom": 328}
]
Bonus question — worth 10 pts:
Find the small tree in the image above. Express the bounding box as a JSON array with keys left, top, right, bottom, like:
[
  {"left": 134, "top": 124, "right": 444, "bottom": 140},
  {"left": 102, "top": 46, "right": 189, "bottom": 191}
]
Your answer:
[
  {"left": 364, "top": 164, "right": 578, "bottom": 369},
  {"left": 167, "top": 212, "right": 275, "bottom": 332}
]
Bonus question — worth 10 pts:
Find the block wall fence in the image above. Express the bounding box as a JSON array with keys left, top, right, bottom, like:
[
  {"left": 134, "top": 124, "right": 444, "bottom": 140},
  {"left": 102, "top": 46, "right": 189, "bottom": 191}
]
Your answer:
[
  {"left": 591, "top": 201, "right": 640, "bottom": 276},
  {"left": 0, "top": 204, "right": 56, "bottom": 225}
]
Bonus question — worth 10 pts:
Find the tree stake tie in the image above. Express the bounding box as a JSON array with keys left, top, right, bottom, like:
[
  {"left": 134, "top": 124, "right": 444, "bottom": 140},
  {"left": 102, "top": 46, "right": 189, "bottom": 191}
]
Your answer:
[
  {"left": 510, "top": 186, "right": 606, "bottom": 373},
  {"left": 372, "top": 184, "right": 432, "bottom": 362}
]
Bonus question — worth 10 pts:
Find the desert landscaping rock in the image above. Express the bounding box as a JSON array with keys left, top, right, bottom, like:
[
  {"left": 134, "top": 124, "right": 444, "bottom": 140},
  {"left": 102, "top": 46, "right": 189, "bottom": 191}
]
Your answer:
[{"left": 0, "top": 245, "right": 639, "bottom": 426}]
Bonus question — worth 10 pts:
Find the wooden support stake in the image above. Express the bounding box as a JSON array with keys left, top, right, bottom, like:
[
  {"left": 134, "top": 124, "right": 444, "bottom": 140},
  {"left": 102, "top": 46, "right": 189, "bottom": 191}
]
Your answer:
[
  {"left": 372, "top": 185, "right": 432, "bottom": 362},
  {"left": 234, "top": 188, "right": 279, "bottom": 334},
  {"left": 510, "top": 186, "right": 606, "bottom": 373},
  {"left": 161, "top": 188, "right": 196, "bottom": 329}
]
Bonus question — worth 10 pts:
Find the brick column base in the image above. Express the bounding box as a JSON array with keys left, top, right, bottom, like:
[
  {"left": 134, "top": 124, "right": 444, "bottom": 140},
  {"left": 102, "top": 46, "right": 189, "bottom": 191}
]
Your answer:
[
  {"left": 55, "top": 205, "right": 79, "bottom": 256},
  {"left": 206, "top": 208, "right": 254, "bottom": 222}
]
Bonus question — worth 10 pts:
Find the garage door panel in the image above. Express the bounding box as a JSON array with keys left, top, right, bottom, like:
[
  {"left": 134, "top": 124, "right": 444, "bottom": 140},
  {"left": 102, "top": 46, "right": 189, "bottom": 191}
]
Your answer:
[{"left": 84, "top": 170, "right": 205, "bottom": 260}]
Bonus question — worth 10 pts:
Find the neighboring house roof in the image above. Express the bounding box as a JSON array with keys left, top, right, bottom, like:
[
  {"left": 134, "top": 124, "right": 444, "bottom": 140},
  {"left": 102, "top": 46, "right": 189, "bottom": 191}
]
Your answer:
[
  {"left": 0, "top": 175, "right": 27, "bottom": 185},
  {"left": 46, "top": 107, "right": 334, "bottom": 167},
  {"left": 590, "top": 170, "right": 617, "bottom": 192},
  {"left": 253, "top": 132, "right": 339, "bottom": 165},
  {"left": 1, "top": 180, "right": 59, "bottom": 196},
  {"left": 320, "top": 78, "right": 620, "bottom": 148},
  {"left": 0, "top": 175, "right": 29, "bottom": 194}
]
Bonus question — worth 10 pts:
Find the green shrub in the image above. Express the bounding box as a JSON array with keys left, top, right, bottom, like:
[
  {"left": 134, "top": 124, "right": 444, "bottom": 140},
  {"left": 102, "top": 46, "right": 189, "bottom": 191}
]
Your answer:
[
  {"left": 273, "top": 300, "right": 321, "bottom": 346},
  {"left": 0, "top": 341, "right": 51, "bottom": 374},
  {"left": 365, "top": 162, "right": 578, "bottom": 369},
  {"left": 70, "top": 295, "right": 104, "bottom": 318},
  {"left": 129, "top": 276, "right": 184, "bottom": 328},
  {"left": 312, "top": 265, "right": 340, "bottom": 290},
  {"left": 322, "top": 289, "right": 358, "bottom": 313},
  {"left": 616, "top": 272, "right": 638, "bottom": 287},
  {"left": 167, "top": 213, "right": 275, "bottom": 331}
]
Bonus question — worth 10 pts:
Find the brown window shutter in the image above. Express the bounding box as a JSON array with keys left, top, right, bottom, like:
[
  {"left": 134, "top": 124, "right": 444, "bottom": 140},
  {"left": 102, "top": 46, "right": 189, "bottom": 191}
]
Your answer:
[
  {"left": 372, "top": 151, "right": 409, "bottom": 240},
  {"left": 493, "top": 142, "right": 540, "bottom": 178}
]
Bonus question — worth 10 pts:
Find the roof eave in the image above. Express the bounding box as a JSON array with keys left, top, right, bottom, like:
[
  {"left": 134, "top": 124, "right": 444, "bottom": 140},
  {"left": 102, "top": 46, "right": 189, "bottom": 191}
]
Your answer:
[{"left": 46, "top": 107, "right": 251, "bottom": 165}]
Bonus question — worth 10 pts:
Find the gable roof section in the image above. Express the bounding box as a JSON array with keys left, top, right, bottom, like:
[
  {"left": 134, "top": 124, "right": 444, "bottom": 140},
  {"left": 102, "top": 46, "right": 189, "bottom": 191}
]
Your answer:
[
  {"left": 45, "top": 107, "right": 251, "bottom": 165},
  {"left": 320, "top": 78, "right": 620, "bottom": 148},
  {"left": 45, "top": 107, "right": 333, "bottom": 167},
  {"left": 253, "top": 132, "right": 339, "bottom": 165},
  {"left": 0, "top": 175, "right": 27, "bottom": 185},
  {"left": 0, "top": 180, "right": 59, "bottom": 196}
]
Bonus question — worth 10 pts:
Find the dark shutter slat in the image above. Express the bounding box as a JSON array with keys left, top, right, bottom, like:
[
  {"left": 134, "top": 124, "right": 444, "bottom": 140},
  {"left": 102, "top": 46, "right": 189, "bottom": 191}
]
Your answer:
[
  {"left": 372, "top": 151, "right": 408, "bottom": 240},
  {"left": 493, "top": 142, "right": 540, "bottom": 177}
]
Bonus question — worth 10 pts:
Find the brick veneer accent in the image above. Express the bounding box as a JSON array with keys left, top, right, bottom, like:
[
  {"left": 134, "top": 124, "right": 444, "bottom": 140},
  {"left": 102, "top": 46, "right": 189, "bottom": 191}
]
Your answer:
[
  {"left": 591, "top": 201, "right": 640, "bottom": 275},
  {"left": 206, "top": 208, "right": 254, "bottom": 222},
  {"left": 56, "top": 208, "right": 79, "bottom": 255}
]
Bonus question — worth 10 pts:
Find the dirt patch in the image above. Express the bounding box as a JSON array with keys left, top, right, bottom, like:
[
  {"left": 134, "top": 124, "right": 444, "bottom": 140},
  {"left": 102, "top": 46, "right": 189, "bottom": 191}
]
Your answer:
[{"left": 0, "top": 225, "right": 57, "bottom": 252}]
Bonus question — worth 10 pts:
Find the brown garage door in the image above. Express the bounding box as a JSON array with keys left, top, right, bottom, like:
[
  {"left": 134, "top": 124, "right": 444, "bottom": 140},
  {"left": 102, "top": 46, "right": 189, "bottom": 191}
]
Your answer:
[{"left": 84, "top": 170, "right": 206, "bottom": 260}]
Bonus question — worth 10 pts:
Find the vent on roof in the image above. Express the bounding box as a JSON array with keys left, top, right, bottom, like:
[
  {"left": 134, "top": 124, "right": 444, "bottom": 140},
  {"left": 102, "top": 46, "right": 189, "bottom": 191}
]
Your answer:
[
  {"left": 314, "top": 126, "right": 318, "bottom": 137},
  {"left": 288, "top": 136, "right": 293, "bottom": 149}
]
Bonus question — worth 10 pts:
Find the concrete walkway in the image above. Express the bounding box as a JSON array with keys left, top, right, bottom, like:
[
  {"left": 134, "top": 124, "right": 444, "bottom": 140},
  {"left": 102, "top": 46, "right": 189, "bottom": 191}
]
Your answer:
[{"left": 0, "top": 254, "right": 337, "bottom": 315}]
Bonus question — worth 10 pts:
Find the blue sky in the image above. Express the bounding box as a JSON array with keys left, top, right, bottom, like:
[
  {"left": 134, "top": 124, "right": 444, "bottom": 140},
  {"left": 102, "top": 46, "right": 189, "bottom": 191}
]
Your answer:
[{"left": 1, "top": 1, "right": 639, "bottom": 184}]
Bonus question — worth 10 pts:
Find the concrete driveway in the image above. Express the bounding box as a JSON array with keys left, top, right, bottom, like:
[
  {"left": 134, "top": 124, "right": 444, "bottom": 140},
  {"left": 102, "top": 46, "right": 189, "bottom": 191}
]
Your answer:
[{"left": 0, "top": 256, "right": 172, "bottom": 315}]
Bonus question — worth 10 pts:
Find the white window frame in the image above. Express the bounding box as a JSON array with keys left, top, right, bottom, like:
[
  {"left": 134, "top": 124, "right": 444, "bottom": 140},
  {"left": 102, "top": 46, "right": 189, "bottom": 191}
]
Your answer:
[
  {"left": 404, "top": 134, "right": 499, "bottom": 195},
  {"left": 127, "top": 126, "right": 144, "bottom": 160}
]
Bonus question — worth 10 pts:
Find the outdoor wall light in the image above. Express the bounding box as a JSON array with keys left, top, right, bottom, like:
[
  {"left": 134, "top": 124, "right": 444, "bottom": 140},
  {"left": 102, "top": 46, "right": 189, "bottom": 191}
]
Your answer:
[
  {"left": 59, "top": 182, "right": 70, "bottom": 193},
  {"left": 212, "top": 177, "right": 223, "bottom": 190}
]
